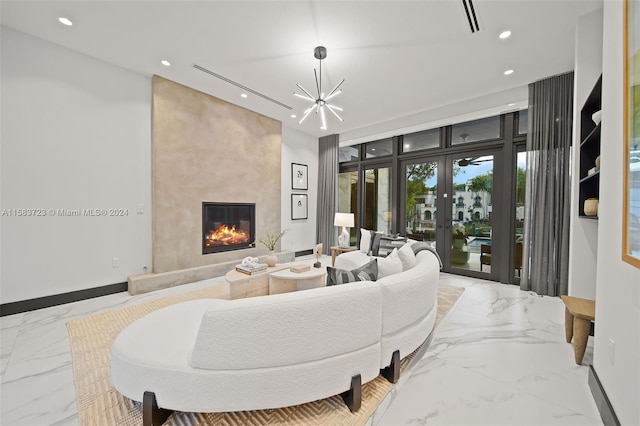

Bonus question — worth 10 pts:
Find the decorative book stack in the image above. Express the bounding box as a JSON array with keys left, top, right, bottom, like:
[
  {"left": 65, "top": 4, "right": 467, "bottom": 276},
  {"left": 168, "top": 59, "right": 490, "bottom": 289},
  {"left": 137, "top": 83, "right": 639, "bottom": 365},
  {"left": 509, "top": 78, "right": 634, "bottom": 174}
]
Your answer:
[{"left": 235, "top": 263, "right": 267, "bottom": 275}]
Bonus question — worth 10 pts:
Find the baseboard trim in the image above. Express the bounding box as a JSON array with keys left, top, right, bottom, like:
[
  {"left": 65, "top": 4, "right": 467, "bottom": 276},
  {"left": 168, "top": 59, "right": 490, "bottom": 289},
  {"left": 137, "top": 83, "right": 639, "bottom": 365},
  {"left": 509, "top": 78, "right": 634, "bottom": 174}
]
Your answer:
[
  {"left": 588, "top": 365, "right": 620, "bottom": 426},
  {"left": 295, "top": 249, "right": 314, "bottom": 257},
  {"left": 0, "top": 282, "right": 128, "bottom": 317}
]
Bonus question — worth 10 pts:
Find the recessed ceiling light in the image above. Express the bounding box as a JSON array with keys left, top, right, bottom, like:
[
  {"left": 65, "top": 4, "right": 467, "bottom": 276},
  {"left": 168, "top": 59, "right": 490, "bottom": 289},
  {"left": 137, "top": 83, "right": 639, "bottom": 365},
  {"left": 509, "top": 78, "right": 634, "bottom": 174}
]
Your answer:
[
  {"left": 161, "top": 60, "right": 171, "bottom": 67},
  {"left": 508, "top": 103, "right": 515, "bottom": 106},
  {"left": 504, "top": 69, "right": 514, "bottom": 75},
  {"left": 404, "top": 143, "right": 410, "bottom": 148},
  {"left": 291, "top": 114, "right": 297, "bottom": 118},
  {"left": 499, "top": 30, "right": 511, "bottom": 39},
  {"left": 58, "top": 17, "right": 73, "bottom": 26},
  {"left": 240, "top": 93, "right": 248, "bottom": 98},
  {"left": 371, "top": 148, "right": 376, "bottom": 151}
]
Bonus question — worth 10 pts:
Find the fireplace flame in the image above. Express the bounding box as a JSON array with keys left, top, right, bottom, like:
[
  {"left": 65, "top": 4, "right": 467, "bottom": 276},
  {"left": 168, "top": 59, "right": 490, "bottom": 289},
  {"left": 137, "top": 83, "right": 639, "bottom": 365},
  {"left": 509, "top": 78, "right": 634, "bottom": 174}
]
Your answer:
[{"left": 205, "top": 224, "right": 249, "bottom": 247}]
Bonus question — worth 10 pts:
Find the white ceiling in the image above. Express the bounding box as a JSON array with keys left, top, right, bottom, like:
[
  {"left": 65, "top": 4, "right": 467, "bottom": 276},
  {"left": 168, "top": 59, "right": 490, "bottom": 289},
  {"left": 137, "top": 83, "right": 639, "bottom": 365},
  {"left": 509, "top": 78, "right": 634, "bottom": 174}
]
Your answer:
[{"left": 1, "top": 0, "right": 603, "bottom": 139}]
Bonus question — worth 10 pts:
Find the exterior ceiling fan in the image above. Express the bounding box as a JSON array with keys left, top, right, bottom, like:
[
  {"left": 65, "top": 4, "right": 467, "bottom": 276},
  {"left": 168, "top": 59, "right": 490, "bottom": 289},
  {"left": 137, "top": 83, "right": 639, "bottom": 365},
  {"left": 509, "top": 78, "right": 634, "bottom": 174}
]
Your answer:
[{"left": 457, "top": 157, "right": 493, "bottom": 167}]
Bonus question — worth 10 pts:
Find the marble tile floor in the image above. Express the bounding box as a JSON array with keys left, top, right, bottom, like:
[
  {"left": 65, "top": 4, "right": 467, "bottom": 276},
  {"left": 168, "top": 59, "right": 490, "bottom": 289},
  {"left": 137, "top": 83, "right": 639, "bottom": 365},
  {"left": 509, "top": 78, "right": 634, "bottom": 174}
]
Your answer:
[
  {"left": 373, "top": 274, "right": 602, "bottom": 426},
  {"left": 0, "top": 259, "right": 602, "bottom": 426}
]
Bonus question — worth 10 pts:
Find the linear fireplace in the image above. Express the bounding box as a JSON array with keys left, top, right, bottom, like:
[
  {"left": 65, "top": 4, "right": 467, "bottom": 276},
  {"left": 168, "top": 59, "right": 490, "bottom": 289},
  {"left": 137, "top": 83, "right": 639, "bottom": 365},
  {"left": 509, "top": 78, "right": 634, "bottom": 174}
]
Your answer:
[{"left": 202, "top": 202, "right": 255, "bottom": 254}]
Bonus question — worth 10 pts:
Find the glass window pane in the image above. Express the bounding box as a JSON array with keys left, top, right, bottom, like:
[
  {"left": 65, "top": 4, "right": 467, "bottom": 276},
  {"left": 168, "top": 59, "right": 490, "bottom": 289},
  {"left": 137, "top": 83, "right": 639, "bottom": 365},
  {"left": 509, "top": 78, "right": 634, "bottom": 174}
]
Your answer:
[
  {"left": 514, "top": 150, "right": 526, "bottom": 278},
  {"left": 365, "top": 138, "right": 393, "bottom": 158},
  {"left": 451, "top": 155, "right": 494, "bottom": 273},
  {"left": 338, "top": 171, "right": 359, "bottom": 245},
  {"left": 339, "top": 145, "right": 359, "bottom": 163},
  {"left": 517, "top": 110, "right": 528, "bottom": 135},
  {"left": 451, "top": 116, "right": 501, "bottom": 145},
  {"left": 405, "top": 162, "right": 437, "bottom": 249},
  {"left": 364, "top": 167, "right": 392, "bottom": 233},
  {"left": 402, "top": 129, "right": 440, "bottom": 153}
]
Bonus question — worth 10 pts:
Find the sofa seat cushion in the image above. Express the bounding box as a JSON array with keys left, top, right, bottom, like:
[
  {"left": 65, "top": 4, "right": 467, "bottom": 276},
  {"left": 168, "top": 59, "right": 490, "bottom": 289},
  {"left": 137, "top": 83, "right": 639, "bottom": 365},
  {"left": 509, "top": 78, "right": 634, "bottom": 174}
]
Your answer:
[{"left": 112, "top": 298, "right": 227, "bottom": 372}]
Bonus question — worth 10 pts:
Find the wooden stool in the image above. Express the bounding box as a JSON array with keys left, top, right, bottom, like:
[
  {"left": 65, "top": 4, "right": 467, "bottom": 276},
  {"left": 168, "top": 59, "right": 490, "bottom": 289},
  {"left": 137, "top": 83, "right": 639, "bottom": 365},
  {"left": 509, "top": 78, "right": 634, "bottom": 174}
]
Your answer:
[{"left": 560, "top": 295, "right": 595, "bottom": 365}]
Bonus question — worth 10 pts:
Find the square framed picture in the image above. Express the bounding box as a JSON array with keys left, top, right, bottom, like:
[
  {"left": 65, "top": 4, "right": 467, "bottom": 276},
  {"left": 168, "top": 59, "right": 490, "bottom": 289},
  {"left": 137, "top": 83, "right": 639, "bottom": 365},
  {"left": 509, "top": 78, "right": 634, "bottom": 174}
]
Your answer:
[
  {"left": 291, "top": 194, "right": 308, "bottom": 220},
  {"left": 292, "top": 163, "right": 308, "bottom": 190}
]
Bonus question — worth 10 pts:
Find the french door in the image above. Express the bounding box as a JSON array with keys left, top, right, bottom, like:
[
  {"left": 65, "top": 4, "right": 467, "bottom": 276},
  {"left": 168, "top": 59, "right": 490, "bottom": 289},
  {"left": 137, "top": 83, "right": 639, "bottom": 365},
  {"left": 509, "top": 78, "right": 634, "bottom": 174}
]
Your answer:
[{"left": 401, "top": 149, "right": 504, "bottom": 279}]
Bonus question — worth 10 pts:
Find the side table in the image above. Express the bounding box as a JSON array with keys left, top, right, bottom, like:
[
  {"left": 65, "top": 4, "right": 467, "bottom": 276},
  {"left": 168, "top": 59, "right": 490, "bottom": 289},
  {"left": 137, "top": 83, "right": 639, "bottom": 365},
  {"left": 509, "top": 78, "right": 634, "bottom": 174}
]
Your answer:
[
  {"left": 330, "top": 245, "right": 357, "bottom": 266},
  {"left": 560, "top": 295, "right": 595, "bottom": 364}
]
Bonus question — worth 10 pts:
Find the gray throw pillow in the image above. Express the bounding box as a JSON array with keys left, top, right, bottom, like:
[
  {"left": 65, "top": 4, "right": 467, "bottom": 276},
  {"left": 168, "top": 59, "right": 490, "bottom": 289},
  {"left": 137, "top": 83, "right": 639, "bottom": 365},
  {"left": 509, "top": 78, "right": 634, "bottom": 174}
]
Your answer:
[
  {"left": 371, "top": 233, "right": 407, "bottom": 257},
  {"left": 326, "top": 259, "right": 378, "bottom": 286}
]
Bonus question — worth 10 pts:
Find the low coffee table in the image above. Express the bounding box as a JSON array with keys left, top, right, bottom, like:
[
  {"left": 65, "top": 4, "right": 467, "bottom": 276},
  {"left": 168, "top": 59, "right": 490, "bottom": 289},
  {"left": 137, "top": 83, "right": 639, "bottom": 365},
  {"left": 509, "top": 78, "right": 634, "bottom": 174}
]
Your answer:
[
  {"left": 225, "top": 264, "right": 291, "bottom": 300},
  {"left": 269, "top": 266, "right": 327, "bottom": 295}
]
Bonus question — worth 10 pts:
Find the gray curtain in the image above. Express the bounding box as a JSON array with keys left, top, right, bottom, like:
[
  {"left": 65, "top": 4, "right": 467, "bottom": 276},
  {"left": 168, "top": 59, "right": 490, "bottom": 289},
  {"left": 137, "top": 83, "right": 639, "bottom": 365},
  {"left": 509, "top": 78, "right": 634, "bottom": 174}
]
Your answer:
[
  {"left": 316, "top": 134, "right": 339, "bottom": 254},
  {"left": 521, "top": 72, "right": 573, "bottom": 296}
]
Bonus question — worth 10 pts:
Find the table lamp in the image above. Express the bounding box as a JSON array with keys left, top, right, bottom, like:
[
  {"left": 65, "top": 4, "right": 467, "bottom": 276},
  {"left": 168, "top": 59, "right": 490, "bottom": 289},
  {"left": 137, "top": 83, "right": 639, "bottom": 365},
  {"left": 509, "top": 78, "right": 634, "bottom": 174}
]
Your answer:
[{"left": 334, "top": 212, "right": 354, "bottom": 248}]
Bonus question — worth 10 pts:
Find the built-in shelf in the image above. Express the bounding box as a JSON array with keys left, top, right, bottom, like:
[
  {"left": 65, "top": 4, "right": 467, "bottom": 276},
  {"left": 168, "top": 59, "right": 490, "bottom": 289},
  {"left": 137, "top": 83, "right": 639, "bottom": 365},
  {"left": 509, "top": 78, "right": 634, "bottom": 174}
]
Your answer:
[
  {"left": 580, "top": 124, "right": 601, "bottom": 149},
  {"left": 579, "top": 170, "right": 600, "bottom": 184},
  {"left": 578, "top": 75, "right": 602, "bottom": 219}
]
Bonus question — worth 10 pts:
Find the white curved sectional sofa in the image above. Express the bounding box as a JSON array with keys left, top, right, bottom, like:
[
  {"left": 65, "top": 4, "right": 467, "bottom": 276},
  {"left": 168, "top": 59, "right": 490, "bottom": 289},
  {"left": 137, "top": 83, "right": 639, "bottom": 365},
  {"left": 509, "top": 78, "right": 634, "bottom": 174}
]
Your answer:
[{"left": 110, "top": 245, "right": 440, "bottom": 426}]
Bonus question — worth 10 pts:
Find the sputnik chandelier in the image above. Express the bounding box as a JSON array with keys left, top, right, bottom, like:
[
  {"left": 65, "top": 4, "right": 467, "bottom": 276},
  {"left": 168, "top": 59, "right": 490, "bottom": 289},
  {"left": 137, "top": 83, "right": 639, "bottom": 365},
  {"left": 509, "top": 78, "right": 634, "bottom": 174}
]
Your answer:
[{"left": 294, "top": 46, "right": 345, "bottom": 130}]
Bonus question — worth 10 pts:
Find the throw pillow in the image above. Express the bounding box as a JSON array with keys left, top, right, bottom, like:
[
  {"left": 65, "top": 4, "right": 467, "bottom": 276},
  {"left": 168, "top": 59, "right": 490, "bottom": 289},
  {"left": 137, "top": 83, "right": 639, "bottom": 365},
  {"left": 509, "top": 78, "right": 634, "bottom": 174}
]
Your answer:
[
  {"left": 377, "top": 248, "right": 403, "bottom": 278},
  {"left": 371, "top": 233, "right": 407, "bottom": 257},
  {"left": 326, "top": 258, "right": 378, "bottom": 286},
  {"left": 359, "top": 228, "right": 375, "bottom": 254},
  {"left": 398, "top": 242, "right": 418, "bottom": 271}
]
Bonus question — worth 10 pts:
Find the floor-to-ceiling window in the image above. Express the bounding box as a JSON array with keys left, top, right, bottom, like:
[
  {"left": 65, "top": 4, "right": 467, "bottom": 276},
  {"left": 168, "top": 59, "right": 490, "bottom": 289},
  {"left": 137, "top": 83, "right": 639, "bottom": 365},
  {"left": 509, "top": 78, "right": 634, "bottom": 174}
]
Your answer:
[
  {"left": 513, "top": 110, "right": 528, "bottom": 282},
  {"left": 364, "top": 167, "right": 393, "bottom": 233},
  {"left": 338, "top": 168, "right": 359, "bottom": 246},
  {"left": 339, "top": 111, "right": 528, "bottom": 284},
  {"left": 449, "top": 154, "right": 495, "bottom": 276},
  {"left": 405, "top": 160, "right": 438, "bottom": 248}
]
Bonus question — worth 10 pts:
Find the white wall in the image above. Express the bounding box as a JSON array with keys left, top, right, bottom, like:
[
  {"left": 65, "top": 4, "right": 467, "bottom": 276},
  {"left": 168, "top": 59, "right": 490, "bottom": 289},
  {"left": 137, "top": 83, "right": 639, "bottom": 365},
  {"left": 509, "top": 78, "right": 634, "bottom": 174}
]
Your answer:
[
  {"left": 280, "top": 125, "right": 318, "bottom": 253},
  {"left": 568, "top": 8, "right": 603, "bottom": 299},
  {"left": 593, "top": 3, "right": 640, "bottom": 424},
  {"left": 1, "top": 27, "right": 152, "bottom": 303}
]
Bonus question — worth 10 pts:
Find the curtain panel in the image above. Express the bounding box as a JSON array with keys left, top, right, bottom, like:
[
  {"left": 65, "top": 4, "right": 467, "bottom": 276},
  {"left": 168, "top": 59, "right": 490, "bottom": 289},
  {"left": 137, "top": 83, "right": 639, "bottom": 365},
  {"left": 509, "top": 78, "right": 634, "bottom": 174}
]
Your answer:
[
  {"left": 316, "top": 134, "right": 339, "bottom": 254},
  {"left": 521, "top": 72, "right": 574, "bottom": 296}
]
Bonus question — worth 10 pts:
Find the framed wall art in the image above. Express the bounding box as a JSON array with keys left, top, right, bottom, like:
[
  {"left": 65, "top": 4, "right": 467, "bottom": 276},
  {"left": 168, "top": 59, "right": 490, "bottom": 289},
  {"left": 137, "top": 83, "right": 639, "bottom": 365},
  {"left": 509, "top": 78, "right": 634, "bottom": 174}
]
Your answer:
[
  {"left": 291, "top": 194, "right": 308, "bottom": 220},
  {"left": 623, "top": 0, "right": 640, "bottom": 268},
  {"left": 292, "top": 163, "right": 308, "bottom": 190}
]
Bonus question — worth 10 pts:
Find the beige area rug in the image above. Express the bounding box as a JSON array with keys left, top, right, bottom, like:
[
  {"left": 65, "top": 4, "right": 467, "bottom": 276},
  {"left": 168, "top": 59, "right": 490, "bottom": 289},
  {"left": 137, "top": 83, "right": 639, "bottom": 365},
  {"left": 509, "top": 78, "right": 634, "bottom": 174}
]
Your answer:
[{"left": 67, "top": 283, "right": 464, "bottom": 425}]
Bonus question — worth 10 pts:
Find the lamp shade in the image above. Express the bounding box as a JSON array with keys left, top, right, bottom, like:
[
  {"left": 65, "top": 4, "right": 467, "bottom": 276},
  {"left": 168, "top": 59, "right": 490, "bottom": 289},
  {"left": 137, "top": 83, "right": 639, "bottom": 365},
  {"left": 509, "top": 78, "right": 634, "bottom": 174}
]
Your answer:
[{"left": 334, "top": 212, "right": 354, "bottom": 227}]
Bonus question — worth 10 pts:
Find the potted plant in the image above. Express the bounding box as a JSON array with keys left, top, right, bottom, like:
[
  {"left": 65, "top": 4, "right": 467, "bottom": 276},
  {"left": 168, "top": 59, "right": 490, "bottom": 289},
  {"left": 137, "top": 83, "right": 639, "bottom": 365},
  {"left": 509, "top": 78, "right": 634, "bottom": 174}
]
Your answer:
[
  {"left": 452, "top": 223, "right": 468, "bottom": 250},
  {"left": 256, "top": 230, "right": 287, "bottom": 266}
]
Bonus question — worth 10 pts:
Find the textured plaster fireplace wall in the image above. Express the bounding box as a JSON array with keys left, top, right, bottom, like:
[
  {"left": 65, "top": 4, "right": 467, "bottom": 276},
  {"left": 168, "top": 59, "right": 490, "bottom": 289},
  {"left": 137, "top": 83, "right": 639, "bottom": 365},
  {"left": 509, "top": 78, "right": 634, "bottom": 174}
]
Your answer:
[{"left": 152, "top": 75, "right": 282, "bottom": 273}]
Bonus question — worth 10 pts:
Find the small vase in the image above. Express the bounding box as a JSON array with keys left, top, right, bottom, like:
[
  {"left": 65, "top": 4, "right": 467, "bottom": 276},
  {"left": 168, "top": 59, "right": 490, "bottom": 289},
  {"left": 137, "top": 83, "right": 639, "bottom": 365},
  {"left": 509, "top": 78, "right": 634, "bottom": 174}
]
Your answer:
[
  {"left": 266, "top": 251, "right": 277, "bottom": 267},
  {"left": 584, "top": 199, "right": 598, "bottom": 216},
  {"left": 452, "top": 239, "right": 465, "bottom": 250}
]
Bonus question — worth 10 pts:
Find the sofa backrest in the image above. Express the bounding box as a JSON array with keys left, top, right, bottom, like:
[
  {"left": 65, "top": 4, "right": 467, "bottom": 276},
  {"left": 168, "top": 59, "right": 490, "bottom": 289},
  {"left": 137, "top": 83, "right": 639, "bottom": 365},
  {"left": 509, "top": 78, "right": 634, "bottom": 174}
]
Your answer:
[
  {"left": 190, "top": 281, "right": 382, "bottom": 370},
  {"left": 376, "top": 250, "right": 440, "bottom": 335}
]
